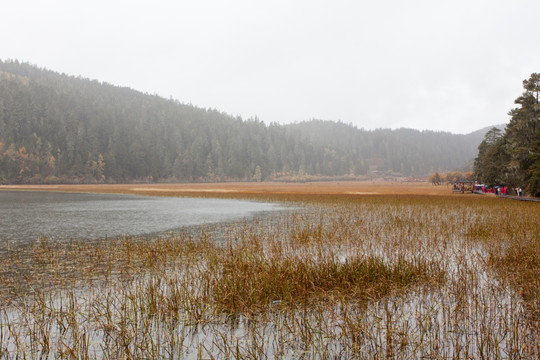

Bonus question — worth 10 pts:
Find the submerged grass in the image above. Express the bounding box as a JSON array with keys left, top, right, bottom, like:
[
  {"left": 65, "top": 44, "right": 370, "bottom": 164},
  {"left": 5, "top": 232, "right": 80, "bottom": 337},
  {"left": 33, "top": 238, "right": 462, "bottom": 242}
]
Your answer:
[
  {"left": 0, "top": 193, "right": 538, "bottom": 358},
  {"left": 213, "top": 243, "right": 444, "bottom": 313},
  {"left": 487, "top": 232, "right": 539, "bottom": 319}
]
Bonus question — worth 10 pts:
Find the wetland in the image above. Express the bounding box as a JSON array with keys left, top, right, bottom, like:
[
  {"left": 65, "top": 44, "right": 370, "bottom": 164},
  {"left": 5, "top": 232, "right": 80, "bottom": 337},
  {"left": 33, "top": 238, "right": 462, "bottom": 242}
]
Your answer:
[{"left": 0, "top": 184, "right": 538, "bottom": 359}]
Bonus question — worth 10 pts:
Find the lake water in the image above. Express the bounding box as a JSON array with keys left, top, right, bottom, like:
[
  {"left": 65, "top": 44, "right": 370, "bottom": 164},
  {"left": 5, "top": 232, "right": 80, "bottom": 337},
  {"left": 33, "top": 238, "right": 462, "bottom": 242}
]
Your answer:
[{"left": 0, "top": 191, "right": 284, "bottom": 245}]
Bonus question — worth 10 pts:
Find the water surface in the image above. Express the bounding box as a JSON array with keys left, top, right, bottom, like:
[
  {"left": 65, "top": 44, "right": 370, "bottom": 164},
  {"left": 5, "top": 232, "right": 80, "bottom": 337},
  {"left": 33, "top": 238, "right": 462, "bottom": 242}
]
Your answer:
[{"left": 0, "top": 191, "right": 284, "bottom": 245}]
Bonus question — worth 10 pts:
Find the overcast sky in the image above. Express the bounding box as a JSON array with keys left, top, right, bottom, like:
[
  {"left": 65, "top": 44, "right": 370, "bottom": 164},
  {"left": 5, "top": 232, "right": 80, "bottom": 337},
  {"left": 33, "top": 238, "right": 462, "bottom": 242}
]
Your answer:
[{"left": 1, "top": 0, "right": 539, "bottom": 134}]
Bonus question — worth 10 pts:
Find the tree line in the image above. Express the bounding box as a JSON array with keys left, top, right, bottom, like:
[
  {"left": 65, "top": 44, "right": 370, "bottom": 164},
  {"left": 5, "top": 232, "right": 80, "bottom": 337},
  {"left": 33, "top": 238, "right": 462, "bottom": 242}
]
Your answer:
[
  {"left": 286, "top": 121, "right": 485, "bottom": 176},
  {"left": 429, "top": 170, "right": 474, "bottom": 186},
  {"left": 1, "top": 59, "right": 488, "bottom": 184},
  {"left": 473, "top": 73, "right": 540, "bottom": 197}
]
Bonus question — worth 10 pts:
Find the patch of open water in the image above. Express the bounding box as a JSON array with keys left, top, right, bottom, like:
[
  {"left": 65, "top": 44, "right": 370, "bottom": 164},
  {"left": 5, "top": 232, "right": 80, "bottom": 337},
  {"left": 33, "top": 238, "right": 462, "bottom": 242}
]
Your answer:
[{"left": 0, "top": 190, "right": 286, "bottom": 246}]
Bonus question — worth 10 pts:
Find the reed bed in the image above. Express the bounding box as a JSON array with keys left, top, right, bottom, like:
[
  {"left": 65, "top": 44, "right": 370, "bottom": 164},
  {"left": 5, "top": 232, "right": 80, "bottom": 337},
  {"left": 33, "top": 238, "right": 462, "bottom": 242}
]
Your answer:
[{"left": 0, "top": 194, "right": 538, "bottom": 359}]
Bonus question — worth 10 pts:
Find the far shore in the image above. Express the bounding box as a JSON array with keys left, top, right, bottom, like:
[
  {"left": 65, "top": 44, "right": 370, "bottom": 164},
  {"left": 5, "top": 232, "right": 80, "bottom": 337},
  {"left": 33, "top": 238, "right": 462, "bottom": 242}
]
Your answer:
[{"left": 0, "top": 181, "right": 467, "bottom": 197}]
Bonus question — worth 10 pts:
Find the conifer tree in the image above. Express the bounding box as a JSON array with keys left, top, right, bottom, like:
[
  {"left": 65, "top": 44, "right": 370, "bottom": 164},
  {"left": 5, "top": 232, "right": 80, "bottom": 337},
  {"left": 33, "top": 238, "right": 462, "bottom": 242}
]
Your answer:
[{"left": 474, "top": 73, "right": 540, "bottom": 194}]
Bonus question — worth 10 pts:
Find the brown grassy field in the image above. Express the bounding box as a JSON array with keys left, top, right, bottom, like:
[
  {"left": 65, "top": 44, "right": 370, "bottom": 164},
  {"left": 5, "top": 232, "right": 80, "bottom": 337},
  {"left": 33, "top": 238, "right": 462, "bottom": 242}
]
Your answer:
[
  {"left": 1, "top": 182, "right": 537, "bottom": 359},
  {"left": 0, "top": 180, "right": 461, "bottom": 197}
]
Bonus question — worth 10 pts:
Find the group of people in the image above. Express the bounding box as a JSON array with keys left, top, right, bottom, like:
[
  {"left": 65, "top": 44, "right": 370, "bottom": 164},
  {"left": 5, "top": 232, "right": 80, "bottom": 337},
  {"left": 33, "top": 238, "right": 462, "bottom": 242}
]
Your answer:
[{"left": 477, "top": 184, "right": 523, "bottom": 197}]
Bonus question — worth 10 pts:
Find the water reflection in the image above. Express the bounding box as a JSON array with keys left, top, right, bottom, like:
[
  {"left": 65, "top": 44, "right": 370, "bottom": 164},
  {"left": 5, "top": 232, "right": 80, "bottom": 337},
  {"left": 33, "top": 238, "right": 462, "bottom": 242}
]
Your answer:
[{"left": 0, "top": 191, "right": 284, "bottom": 244}]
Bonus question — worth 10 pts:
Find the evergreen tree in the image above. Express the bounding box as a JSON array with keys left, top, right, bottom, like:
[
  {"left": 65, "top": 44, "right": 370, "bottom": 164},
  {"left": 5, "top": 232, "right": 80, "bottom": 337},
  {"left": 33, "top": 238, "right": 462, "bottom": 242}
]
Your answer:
[
  {"left": 505, "top": 73, "right": 540, "bottom": 186},
  {"left": 528, "top": 126, "right": 540, "bottom": 196},
  {"left": 473, "top": 73, "right": 540, "bottom": 194}
]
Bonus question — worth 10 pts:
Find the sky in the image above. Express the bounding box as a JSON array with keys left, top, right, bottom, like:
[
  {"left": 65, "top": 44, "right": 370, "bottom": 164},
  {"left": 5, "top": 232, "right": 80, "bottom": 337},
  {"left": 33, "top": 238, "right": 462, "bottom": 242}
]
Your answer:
[{"left": 1, "top": 0, "right": 539, "bottom": 134}]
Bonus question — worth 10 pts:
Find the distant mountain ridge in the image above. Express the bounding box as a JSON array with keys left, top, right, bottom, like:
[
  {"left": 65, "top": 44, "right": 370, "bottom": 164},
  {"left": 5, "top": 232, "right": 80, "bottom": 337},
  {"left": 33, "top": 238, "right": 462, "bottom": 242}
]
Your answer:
[
  {"left": 0, "top": 59, "right": 498, "bottom": 183},
  {"left": 285, "top": 120, "right": 498, "bottom": 174}
]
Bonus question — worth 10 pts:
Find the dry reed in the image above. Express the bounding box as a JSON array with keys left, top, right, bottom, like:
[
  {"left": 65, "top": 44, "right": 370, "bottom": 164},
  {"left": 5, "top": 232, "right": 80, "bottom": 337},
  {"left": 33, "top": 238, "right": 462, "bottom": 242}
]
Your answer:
[{"left": 0, "top": 193, "right": 538, "bottom": 358}]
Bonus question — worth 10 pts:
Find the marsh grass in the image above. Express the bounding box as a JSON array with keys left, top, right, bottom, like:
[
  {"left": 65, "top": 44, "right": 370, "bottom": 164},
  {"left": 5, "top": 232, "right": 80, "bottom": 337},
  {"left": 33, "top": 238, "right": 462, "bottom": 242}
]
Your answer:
[
  {"left": 0, "top": 194, "right": 538, "bottom": 358},
  {"left": 212, "top": 242, "right": 443, "bottom": 313},
  {"left": 487, "top": 233, "right": 539, "bottom": 321}
]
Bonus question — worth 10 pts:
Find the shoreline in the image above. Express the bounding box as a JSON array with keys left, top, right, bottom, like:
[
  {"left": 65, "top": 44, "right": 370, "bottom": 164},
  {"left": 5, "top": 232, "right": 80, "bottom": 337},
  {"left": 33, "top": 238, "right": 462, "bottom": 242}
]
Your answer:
[{"left": 0, "top": 181, "right": 466, "bottom": 197}]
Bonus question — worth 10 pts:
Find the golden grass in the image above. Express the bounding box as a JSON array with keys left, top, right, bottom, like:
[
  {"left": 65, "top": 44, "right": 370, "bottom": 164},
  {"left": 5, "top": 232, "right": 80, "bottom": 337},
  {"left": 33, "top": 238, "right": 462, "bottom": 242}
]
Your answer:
[
  {"left": 0, "top": 180, "right": 458, "bottom": 197},
  {"left": 0, "top": 189, "right": 538, "bottom": 358},
  {"left": 212, "top": 241, "right": 444, "bottom": 314},
  {"left": 487, "top": 232, "right": 539, "bottom": 319}
]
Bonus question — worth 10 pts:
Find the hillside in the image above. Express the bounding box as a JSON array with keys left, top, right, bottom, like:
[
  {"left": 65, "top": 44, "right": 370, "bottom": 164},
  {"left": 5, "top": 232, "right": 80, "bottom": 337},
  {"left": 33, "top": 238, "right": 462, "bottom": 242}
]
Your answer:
[
  {"left": 0, "top": 60, "right": 494, "bottom": 184},
  {"left": 285, "top": 121, "right": 497, "bottom": 175}
]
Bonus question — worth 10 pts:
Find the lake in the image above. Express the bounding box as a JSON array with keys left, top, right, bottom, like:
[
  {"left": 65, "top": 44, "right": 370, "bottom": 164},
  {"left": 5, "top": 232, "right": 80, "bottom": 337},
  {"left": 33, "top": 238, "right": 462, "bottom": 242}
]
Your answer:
[{"left": 0, "top": 190, "right": 285, "bottom": 245}]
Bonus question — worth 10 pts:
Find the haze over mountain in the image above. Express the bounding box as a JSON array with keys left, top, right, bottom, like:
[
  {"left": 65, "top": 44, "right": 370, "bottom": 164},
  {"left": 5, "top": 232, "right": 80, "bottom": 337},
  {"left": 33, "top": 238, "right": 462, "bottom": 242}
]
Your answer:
[{"left": 0, "top": 60, "right": 497, "bottom": 184}]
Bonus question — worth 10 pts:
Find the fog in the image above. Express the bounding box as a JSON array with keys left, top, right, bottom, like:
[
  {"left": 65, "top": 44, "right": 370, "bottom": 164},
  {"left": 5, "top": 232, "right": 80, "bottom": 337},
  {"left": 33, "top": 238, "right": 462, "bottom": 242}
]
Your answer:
[{"left": 1, "top": 0, "right": 539, "bottom": 133}]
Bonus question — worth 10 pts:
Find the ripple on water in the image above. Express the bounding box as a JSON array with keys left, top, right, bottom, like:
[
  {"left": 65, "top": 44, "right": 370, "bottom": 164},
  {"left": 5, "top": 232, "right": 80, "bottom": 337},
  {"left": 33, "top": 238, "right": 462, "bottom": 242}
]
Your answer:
[{"left": 0, "top": 191, "right": 285, "bottom": 245}]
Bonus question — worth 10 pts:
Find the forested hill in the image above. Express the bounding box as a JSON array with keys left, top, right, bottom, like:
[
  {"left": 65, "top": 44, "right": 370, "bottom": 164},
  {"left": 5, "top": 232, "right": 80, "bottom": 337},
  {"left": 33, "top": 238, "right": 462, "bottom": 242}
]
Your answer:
[
  {"left": 285, "top": 121, "right": 499, "bottom": 176},
  {"left": 0, "top": 60, "right": 489, "bottom": 184}
]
